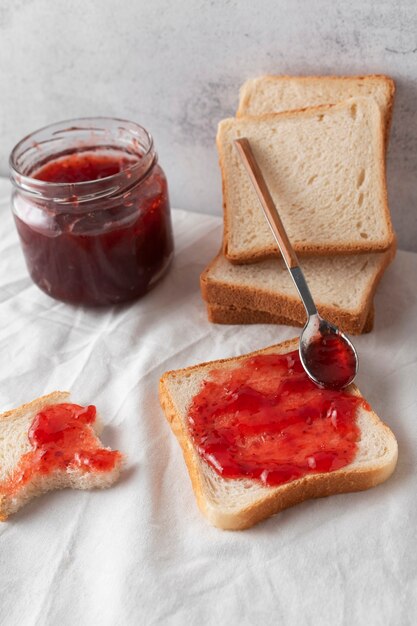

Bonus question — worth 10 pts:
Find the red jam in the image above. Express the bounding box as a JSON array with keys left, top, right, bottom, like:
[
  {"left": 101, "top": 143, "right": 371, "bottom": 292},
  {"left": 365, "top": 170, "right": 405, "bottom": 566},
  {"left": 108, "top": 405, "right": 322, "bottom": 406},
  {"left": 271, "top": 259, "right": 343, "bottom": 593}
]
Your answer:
[
  {"left": 304, "top": 334, "right": 357, "bottom": 389},
  {"left": 1, "top": 403, "right": 122, "bottom": 496},
  {"left": 13, "top": 151, "right": 173, "bottom": 305},
  {"left": 33, "top": 152, "right": 137, "bottom": 183},
  {"left": 188, "top": 350, "right": 367, "bottom": 487}
]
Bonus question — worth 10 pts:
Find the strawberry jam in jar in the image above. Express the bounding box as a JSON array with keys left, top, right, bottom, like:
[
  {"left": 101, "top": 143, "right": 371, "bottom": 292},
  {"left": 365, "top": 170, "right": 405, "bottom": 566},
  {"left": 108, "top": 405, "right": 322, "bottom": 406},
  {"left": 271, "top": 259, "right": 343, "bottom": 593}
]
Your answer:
[{"left": 9, "top": 118, "right": 174, "bottom": 305}]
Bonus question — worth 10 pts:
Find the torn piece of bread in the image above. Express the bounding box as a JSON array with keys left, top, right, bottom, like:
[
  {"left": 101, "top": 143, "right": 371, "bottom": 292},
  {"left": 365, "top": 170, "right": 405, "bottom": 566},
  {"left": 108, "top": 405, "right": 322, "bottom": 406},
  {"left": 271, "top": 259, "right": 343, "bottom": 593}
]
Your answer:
[
  {"left": 237, "top": 74, "right": 395, "bottom": 144},
  {"left": 159, "top": 338, "right": 398, "bottom": 530},
  {"left": 201, "top": 247, "right": 393, "bottom": 335},
  {"left": 206, "top": 302, "right": 375, "bottom": 334},
  {"left": 0, "top": 392, "right": 123, "bottom": 520},
  {"left": 218, "top": 97, "right": 395, "bottom": 262}
]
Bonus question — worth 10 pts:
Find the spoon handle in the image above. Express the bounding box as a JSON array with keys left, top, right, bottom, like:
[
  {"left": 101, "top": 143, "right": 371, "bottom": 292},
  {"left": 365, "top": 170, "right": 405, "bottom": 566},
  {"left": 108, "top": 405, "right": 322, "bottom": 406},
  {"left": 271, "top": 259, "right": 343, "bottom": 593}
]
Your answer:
[
  {"left": 234, "top": 137, "right": 318, "bottom": 318},
  {"left": 234, "top": 138, "right": 298, "bottom": 269}
]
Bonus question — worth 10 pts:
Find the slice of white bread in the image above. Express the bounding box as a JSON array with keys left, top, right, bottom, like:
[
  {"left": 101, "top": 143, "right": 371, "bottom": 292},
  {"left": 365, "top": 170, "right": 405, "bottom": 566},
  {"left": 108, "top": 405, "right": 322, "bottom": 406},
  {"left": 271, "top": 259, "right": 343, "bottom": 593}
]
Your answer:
[
  {"left": 159, "top": 338, "right": 398, "bottom": 530},
  {"left": 206, "top": 302, "right": 375, "bottom": 334},
  {"left": 0, "top": 392, "right": 123, "bottom": 520},
  {"left": 218, "top": 97, "right": 394, "bottom": 262},
  {"left": 237, "top": 74, "right": 395, "bottom": 144},
  {"left": 200, "top": 247, "right": 394, "bottom": 335}
]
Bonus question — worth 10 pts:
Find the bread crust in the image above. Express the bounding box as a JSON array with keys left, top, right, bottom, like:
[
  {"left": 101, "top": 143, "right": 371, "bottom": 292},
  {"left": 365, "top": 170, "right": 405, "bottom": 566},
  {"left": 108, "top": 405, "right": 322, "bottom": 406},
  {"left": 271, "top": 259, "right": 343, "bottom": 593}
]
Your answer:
[
  {"left": 206, "top": 302, "right": 375, "bottom": 334},
  {"left": 236, "top": 74, "right": 395, "bottom": 147},
  {"left": 200, "top": 247, "right": 394, "bottom": 335},
  {"left": 218, "top": 99, "right": 396, "bottom": 263},
  {"left": 208, "top": 304, "right": 304, "bottom": 327},
  {"left": 0, "top": 391, "right": 70, "bottom": 423},
  {"left": 159, "top": 339, "right": 398, "bottom": 530}
]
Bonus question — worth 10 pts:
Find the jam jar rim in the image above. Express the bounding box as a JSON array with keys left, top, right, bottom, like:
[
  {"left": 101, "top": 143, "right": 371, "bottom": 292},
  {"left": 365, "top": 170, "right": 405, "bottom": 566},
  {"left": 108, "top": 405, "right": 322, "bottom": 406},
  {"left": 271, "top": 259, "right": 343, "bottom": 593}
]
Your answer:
[{"left": 9, "top": 116, "right": 157, "bottom": 207}]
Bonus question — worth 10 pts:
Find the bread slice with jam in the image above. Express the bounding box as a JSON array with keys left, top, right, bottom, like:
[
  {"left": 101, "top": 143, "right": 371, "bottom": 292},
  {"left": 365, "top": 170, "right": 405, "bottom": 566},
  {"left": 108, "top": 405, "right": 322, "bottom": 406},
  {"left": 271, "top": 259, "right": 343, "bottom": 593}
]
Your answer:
[
  {"left": 159, "top": 338, "right": 398, "bottom": 530},
  {"left": 0, "top": 392, "right": 123, "bottom": 520}
]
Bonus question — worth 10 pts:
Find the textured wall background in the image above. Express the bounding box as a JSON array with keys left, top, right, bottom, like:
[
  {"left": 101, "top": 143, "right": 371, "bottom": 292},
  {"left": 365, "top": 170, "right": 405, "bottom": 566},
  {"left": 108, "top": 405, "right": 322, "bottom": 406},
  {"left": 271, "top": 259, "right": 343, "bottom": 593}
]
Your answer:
[{"left": 1, "top": 0, "right": 416, "bottom": 249}]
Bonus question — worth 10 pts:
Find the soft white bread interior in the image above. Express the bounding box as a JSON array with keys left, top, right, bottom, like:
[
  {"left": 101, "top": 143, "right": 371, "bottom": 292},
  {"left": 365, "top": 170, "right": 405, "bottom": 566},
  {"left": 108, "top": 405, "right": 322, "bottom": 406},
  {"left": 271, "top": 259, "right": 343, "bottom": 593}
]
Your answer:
[
  {"left": 237, "top": 74, "right": 395, "bottom": 141},
  {"left": 159, "top": 338, "right": 398, "bottom": 530},
  {"left": 218, "top": 97, "right": 394, "bottom": 262},
  {"left": 201, "top": 247, "right": 394, "bottom": 335},
  {"left": 0, "top": 391, "right": 123, "bottom": 520}
]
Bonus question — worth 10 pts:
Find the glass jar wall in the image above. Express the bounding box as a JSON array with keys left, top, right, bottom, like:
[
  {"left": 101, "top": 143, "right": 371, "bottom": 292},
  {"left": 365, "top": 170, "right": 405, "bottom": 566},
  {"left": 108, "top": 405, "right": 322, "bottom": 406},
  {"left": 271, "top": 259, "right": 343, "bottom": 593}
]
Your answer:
[{"left": 9, "top": 118, "right": 174, "bottom": 306}]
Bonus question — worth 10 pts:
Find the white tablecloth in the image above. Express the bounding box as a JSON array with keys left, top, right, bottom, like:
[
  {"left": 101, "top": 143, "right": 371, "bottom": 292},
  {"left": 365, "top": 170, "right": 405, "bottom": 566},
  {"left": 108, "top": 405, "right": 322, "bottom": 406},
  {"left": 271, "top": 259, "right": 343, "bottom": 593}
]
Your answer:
[{"left": 0, "top": 177, "right": 416, "bottom": 626}]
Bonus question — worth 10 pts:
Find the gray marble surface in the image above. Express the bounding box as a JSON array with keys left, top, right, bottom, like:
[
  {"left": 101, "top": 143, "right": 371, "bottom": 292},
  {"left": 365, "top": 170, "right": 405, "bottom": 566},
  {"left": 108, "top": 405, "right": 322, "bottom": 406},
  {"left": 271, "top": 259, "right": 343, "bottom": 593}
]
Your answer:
[{"left": 1, "top": 0, "right": 416, "bottom": 250}]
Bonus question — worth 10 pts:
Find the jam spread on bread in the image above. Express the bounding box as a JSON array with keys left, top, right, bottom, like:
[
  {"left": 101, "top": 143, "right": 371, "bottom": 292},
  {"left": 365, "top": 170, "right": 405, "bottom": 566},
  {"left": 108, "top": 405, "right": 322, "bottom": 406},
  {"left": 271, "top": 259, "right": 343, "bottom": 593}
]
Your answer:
[
  {"left": 188, "top": 350, "right": 367, "bottom": 487},
  {"left": 303, "top": 334, "right": 357, "bottom": 389},
  {"left": 1, "top": 403, "right": 121, "bottom": 495},
  {"left": 14, "top": 151, "right": 173, "bottom": 305}
]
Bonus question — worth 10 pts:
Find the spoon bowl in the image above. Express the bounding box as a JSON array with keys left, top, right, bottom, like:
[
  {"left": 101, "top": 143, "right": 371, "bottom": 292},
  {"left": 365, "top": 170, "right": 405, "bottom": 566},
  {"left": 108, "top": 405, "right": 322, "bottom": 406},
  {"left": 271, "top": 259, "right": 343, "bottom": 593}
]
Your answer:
[{"left": 299, "top": 314, "right": 358, "bottom": 390}]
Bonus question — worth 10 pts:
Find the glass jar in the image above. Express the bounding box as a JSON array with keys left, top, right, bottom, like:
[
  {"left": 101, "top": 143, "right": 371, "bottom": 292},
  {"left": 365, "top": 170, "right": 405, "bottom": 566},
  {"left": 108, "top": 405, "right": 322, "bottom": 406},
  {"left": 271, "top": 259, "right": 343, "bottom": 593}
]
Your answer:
[{"left": 9, "top": 118, "right": 174, "bottom": 306}]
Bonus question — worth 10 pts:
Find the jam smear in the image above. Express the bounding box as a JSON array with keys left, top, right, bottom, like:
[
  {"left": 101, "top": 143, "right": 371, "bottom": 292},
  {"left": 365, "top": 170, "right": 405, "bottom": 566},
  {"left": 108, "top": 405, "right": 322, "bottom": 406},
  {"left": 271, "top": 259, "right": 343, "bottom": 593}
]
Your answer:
[
  {"left": 188, "top": 350, "right": 367, "bottom": 487},
  {"left": 1, "top": 403, "right": 122, "bottom": 496},
  {"left": 14, "top": 151, "right": 173, "bottom": 305},
  {"left": 304, "top": 334, "right": 357, "bottom": 389}
]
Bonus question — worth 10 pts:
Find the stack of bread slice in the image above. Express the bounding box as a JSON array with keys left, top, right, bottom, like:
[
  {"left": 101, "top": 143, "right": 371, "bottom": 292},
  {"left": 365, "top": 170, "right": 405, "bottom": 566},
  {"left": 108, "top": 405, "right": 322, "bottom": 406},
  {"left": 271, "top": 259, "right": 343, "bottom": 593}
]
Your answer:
[{"left": 201, "top": 75, "right": 396, "bottom": 334}]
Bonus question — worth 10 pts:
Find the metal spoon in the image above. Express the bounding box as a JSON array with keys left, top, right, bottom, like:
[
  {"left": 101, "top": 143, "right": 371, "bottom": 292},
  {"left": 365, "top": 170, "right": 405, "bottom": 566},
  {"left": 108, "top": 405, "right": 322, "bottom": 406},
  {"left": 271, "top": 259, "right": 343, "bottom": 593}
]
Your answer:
[{"left": 234, "top": 137, "right": 358, "bottom": 390}]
